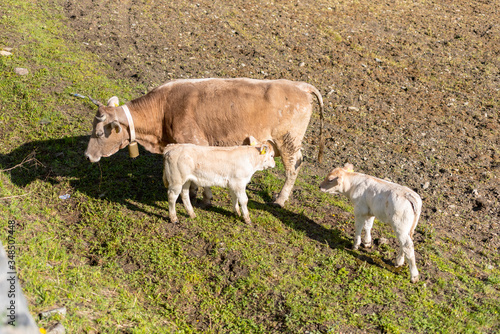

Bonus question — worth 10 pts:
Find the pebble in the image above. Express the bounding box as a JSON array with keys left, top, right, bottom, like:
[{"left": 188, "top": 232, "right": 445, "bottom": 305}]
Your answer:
[
  {"left": 423, "top": 181, "right": 430, "bottom": 190},
  {"left": 39, "top": 306, "right": 67, "bottom": 320},
  {"left": 299, "top": 62, "right": 305, "bottom": 67},
  {"left": 375, "top": 237, "right": 389, "bottom": 246},
  {"left": 15, "top": 67, "right": 29, "bottom": 75},
  {"left": 348, "top": 106, "right": 359, "bottom": 112},
  {"left": 0, "top": 50, "right": 12, "bottom": 56},
  {"left": 47, "top": 322, "right": 66, "bottom": 334}
]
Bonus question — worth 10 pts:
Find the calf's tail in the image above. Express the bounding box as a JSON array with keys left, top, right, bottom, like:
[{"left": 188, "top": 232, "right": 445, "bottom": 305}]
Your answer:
[{"left": 405, "top": 192, "right": 422, "bottom": 238}]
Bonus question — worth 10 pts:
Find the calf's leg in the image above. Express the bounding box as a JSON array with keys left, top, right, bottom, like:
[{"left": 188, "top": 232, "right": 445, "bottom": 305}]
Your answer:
[
  {"left": 229, "top": 189, "right": 241, "bottom": 216},
  {"left": 352, "top": 215, "right": 366, "bottom": 250},
  {"left": 235, "top": 187, "right": 251, "bottom": 224},
  {"left": 396, "top": 233, "right": 419, "bottom": 283},
  {"left": 168, "top": 184, "right": 182, "bottom": 224},
  {"left": 181, "top": 181, "right": 196, "bottom": 219},
  {"left": 363, "top": 216, "right": 375, "bottom": 248}
]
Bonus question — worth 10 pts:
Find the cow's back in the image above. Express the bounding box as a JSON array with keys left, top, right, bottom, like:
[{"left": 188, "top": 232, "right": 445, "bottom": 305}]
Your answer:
[{"left": 154, "top": 78, "right": 314, "bottom": 147}]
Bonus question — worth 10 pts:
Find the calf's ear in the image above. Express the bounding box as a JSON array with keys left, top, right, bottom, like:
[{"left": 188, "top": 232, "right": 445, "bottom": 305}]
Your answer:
[
  {"left": 344, "top": 163, "right": 354, "bottom": 172},
  {"left": 259, "top": 144, "right": 269, "bottom": 155}
]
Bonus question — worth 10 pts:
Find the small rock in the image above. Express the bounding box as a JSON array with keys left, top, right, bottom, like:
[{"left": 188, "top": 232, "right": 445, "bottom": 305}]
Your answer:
[
  {"left": 422, "top": 181, "right": 430, "bottom": 190},
  {"left": 299, "top": 62, "right": 305, "bottom": 67},
  {"left": 39, "top": 306, "right": 67, "bottom": 320},
  {"left": 0, "top": 50, "right": 12, "bottom": 56},
  {"left": 375, "top": 237, "right": 389, "bottom": 246},
  {"left": 348, "top": 106, "right": 359, "bottom": 112},
  {"left": 486, "top": 264, "right": 494, "bottom": 270},
  {"left": 2, "top": 47, "right": 13, "bottom": 51},
  {"left": 375, "top": 58, "right": 383, "bottom": 63},
  {"left": 47, "top": 322, "right": 66, "bottom": 334},
  {"left": 14, "top": 67, "right": 29, "bottom": 75}
]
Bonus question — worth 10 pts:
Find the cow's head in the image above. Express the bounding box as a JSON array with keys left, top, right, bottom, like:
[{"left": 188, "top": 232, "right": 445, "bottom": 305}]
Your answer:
[
  {"left": 319, "top": 163, "right": 354, "bottom": 194},
  {"left": 84, "top": 97, "right": 129, "bottom": 163}
]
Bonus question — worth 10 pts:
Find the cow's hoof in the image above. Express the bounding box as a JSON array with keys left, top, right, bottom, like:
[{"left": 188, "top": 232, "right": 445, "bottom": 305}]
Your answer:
[
  {"left": 269, "top": 201, "right": 284, "bottom": 208},
  {"left": 363, "top": 242, "right": 372, "bottom": 248},
  {"left": 411, "top": 275, "right": 419, "bottom": 283},
  {"left": 352, "top": 245, "right": 360, "bottom": 251}
]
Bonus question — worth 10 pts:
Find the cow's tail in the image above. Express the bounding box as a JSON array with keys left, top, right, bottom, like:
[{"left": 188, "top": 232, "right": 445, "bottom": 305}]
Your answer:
[
  {"left": 300, "top": 83, "right": 325, "bottom": 163},
  {"left": 405, "top": 192, "right": 422, "bottom": 238}
]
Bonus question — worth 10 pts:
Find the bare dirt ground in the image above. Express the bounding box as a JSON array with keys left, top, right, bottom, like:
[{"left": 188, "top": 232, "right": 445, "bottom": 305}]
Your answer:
[{"left": 52, "top": 0, "right": 499, "bottom": 328}]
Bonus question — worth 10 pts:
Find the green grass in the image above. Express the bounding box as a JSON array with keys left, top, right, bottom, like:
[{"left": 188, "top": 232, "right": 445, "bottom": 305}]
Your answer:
[{"left": 1, "top": 0, "right": 500, "bottom": 333}]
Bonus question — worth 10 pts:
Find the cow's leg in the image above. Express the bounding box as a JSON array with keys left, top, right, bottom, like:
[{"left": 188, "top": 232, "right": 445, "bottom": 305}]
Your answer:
[
  {"left": 274, "top": 149, "right": 303, "bottom": 207},
  {"left": 188, "top": 184, "right": 213, "bottom": 207},
  {"left": 202, "top": 187, "right": 213, "bottom": 207},
  {"left": 363, "top": 216, "right": 375, "bottom": 248},
  {"left": 168, "top": 185, "right": 182, "bottom": 224},
  {"left": 397, "top": 233, "right": 419, "bottom": 283},
  {"left": 189, "top": 183, "right": 198, "bottom": 202},
  {"left": 181, "top": 181, "right": 196, "bottom": 219},
  {"left": 229, "top": 188, "right": 241, "bottom": 216}
]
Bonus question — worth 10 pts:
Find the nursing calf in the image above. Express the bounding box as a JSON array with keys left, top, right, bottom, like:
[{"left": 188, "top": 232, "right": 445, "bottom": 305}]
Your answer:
[
  {"left": 163, "top": 143, "right": 275, "bottom": 224},
  {"left": 319, "top": 163, "right": 422, "bottom": 283}
]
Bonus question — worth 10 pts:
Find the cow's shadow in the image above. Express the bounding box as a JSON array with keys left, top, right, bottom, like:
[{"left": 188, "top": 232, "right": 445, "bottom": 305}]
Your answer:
[
  {"left": 0, "top": 136, "right": 167, "bottom": 218},
  {"left": 1, "top": 136, "right": 391, "bottom": 272}
]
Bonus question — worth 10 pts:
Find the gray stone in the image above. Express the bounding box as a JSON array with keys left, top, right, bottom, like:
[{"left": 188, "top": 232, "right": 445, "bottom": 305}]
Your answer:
[
  {"left": 47, "top": 322, "right": 65, "bottom": 334},
  {"left": 14, "top": 68, "right": 29, "bottom": 76}
]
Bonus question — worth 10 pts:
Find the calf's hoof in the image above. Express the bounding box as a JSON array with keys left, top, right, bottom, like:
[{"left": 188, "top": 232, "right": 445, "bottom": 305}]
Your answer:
[
  {"left": 363, "top": 242, "right": 372, "bottom": 248},
  {"left": 411, "top": 275, "right": 419, "bottom": 283},
  {"left": 352, "top": 244, "right": 360, "bottom": 251}
]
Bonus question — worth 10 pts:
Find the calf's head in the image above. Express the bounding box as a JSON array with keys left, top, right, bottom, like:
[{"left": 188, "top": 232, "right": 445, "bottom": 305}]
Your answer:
[
  {"left": 258, "top": 143, "right": 276, "bottom": 170},
  {"left": 85, "top": 97, "right": 128, "bottom": 162},
  {"left": 319, "top": 163, "right": 354, "bottom": 194}
]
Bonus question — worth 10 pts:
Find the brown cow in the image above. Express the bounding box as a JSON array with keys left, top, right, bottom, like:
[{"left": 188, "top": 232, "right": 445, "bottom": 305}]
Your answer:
[{"left": 85, "top": 78, "right": 324, "bottom": 207}]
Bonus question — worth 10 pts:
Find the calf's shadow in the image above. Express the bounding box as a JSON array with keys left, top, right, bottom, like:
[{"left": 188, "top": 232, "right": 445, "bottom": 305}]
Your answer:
[{"left": 1, "top": 136, "right": 392, "bottom": 273}]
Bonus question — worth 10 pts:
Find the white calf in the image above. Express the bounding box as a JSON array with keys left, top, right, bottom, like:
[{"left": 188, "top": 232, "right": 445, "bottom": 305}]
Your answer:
[
  {"left": 319, "top": 163, "right": 422, "bottom": 283},
  {"left": 163, "top": 142, "right": 275, "bottom": 224}
]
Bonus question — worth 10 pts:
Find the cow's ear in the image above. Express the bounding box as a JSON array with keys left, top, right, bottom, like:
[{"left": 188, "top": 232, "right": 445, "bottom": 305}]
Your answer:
[
  {"left": 107, "top": 96, "right": 120, "bottom": 107},
  {"left": 243, "top": 136, "right": 258, "bottom": 146},
  {"left": 110, "top": 121, "right": 122, "bottom": 133}
]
